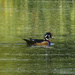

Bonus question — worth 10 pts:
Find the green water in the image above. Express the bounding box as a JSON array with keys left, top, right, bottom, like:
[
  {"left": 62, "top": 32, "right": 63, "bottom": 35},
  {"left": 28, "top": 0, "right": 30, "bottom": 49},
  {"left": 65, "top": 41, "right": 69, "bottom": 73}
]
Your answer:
[{"left": 0, "top": 0, "right": 75, "bottom": 75}]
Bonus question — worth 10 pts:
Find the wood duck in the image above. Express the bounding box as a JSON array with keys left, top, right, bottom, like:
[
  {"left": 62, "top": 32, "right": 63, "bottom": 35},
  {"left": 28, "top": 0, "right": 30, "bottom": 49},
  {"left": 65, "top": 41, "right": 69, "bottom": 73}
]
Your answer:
[{"left": 23, "top": 32, "right": 54, "bottom": 47}]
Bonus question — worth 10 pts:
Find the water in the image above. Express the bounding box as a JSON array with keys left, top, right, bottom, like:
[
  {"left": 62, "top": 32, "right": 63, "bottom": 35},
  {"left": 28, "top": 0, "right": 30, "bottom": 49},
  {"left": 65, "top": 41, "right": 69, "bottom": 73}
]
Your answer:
[
  {"left": 0, "top": 0, "right": 75, "bottom": 75},
  {"left": 0, "top": 42, "right": 75, "bottom": 75}
]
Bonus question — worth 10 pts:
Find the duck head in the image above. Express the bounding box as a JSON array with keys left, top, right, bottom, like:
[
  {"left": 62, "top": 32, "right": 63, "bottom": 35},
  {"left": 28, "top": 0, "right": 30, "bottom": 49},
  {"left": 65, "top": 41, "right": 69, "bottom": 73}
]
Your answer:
[{"left": 44, "top": 32, "right": 54, "bottom": 40}]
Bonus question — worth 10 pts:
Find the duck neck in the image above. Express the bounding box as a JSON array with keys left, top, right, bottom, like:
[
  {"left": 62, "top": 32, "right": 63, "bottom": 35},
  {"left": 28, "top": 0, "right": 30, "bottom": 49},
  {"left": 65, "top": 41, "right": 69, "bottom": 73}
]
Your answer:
[{"left": 44, "top": 38, "right": 49, "bottom": 41}]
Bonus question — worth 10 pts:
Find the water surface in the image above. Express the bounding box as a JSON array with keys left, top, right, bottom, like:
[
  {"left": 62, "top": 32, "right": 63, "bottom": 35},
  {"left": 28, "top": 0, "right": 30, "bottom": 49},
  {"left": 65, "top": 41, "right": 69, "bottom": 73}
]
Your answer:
[{"left": 0, "top": 0, "right": 75, "bottom": 75}]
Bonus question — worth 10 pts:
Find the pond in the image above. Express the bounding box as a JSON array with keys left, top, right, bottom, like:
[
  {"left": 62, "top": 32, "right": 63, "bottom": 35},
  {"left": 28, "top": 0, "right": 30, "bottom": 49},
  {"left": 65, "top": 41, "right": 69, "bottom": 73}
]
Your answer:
[{"left": 0, "top": 0, "right": 75, "bottom": 75}]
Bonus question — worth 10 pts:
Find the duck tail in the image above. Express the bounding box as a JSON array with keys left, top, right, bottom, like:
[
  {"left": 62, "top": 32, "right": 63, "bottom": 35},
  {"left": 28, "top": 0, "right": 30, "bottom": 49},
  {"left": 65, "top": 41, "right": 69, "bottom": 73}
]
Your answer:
[{"left": 23, "top": 39, "right": 29, "bottom": 42}]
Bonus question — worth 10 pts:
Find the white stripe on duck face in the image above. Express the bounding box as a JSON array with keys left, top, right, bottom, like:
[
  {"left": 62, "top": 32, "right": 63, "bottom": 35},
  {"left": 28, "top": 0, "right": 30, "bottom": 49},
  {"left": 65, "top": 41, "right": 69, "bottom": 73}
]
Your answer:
[{"left": 45, "top": 35, "right": 47, "bottom": 37}]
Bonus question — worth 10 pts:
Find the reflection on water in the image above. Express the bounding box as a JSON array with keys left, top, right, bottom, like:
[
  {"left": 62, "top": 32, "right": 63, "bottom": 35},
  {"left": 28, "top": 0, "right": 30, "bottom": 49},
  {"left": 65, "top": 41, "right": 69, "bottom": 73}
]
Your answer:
[{"left": 0, "top": 0, "right": 75, "bottom": 75}]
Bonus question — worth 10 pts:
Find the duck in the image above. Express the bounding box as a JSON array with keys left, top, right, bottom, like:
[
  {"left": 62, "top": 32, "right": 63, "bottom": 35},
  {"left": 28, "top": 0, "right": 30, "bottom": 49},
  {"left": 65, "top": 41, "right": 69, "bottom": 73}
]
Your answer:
[{"left": 23, "top": 32, "right": 54, "bottom": 47}]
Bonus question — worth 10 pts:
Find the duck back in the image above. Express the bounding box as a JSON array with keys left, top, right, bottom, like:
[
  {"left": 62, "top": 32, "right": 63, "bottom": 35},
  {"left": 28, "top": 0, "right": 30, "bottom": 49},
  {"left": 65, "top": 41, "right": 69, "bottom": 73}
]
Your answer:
[{"left": 30, "top": 39, "right": 44, "bottom": 43}]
